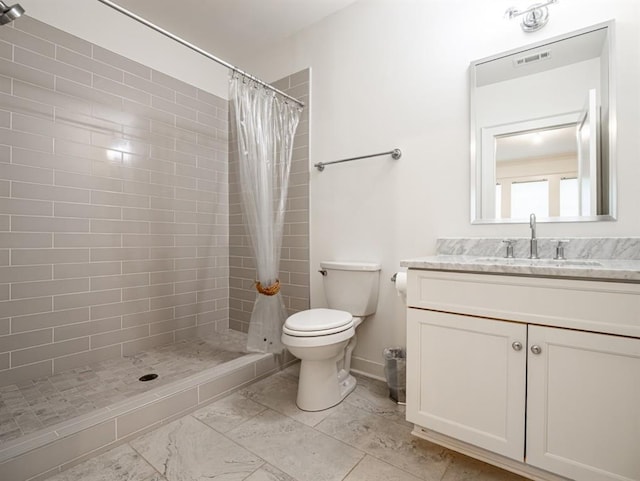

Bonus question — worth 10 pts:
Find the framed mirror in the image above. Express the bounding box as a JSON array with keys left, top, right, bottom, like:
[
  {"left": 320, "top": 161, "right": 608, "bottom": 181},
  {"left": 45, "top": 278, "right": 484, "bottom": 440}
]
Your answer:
[{"left": 470, "top": 21, "right": 616, "bottom": 223}]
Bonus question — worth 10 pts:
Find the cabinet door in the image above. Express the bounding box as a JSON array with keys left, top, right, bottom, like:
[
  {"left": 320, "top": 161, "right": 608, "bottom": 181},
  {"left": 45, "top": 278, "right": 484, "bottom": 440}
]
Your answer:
[
  {"left": 407, "top": 309, "right": 527, "bottom": 461},
  {"left": 527, "top": 325, "right": 640, "bottom": 481}
]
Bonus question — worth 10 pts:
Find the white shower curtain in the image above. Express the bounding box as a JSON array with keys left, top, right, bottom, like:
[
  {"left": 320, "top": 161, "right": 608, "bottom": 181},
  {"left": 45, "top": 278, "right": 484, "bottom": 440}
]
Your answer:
[{"left": 230, "top": 74, "right": 301, "bottom": 353}]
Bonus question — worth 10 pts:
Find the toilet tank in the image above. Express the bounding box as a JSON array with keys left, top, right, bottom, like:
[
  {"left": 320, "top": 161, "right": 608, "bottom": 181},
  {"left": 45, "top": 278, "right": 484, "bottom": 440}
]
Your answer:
[{"left": 320, "top": 261, "right": 381, "bottom": 316}]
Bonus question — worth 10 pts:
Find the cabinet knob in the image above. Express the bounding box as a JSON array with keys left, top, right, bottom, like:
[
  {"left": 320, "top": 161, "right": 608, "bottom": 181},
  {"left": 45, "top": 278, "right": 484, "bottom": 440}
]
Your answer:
[
  {"left": 512, "top": 341, "right": 523, "bottom": 351},
  {"left": 530, "top": 345, "right": 542, "bottom": 355}
]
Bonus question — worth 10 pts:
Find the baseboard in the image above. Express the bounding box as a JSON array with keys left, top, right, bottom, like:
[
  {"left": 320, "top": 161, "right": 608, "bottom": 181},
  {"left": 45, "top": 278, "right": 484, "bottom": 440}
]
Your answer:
[{"left": 350, "top": 356, "right": 385, "bottom": 380}]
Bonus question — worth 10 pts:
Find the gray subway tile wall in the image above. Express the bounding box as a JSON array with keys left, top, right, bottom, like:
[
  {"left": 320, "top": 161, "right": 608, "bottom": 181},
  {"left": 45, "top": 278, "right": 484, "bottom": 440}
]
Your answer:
[
  {"left": 228, "top": 70, "right": 310, "bottom": 331},
  {"left": 0, "top": 17, "right": 230, "bottom": 386}
]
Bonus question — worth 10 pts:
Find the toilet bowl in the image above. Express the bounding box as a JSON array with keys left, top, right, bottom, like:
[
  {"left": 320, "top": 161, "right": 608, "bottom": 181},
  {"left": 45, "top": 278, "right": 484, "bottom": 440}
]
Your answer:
[
  {"left": 282, "top": 308, "right": 357, "bottom": 411},
  {"left": 282, "top": 261, "right": 380, "bottom": 411}
]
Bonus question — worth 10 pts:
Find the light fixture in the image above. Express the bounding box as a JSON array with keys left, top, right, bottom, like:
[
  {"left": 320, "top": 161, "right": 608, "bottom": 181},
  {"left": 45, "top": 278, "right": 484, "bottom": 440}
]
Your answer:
[{"left": 505, "top": 0, "right": 559, "bottom": 33}]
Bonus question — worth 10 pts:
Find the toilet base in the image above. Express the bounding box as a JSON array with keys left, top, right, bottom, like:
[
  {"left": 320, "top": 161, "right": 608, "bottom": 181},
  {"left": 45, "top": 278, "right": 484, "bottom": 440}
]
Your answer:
[
  {"left": 338, "top": 369, "right": 357, "bottom": 398},
  {"left": 296, "top": 361, "right": 357, "bottom": 412}
]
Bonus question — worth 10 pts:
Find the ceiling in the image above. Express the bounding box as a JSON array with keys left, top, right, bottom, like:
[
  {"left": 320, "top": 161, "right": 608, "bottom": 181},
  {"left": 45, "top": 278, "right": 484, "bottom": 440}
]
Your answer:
[
  {"left": 112, "top": 0, "right": 359, "bottom": 65},
  {"left": 496, "top": 125, "right": 577, "bottom": 163}
]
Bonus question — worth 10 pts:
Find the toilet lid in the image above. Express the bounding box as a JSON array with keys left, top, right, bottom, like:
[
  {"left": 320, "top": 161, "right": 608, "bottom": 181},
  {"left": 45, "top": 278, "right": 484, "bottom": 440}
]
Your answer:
[{"left": 284, "top": 308, "right": 353, "bottom": 332}]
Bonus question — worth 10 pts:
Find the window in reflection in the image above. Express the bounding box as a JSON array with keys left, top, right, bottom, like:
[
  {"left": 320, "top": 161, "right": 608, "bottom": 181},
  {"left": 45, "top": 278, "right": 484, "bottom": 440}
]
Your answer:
[
  {"left": 494, "top": 124, "right": 578, "bottom": 219},
  {"left": 496, "top": 177, "right": 580, "bottom": 219},
  {"left": 511, "top": 180, "right": 549, "bottom": 218},
  {"left": 560, "top": 177, "right": 579, "bottom": 217}
]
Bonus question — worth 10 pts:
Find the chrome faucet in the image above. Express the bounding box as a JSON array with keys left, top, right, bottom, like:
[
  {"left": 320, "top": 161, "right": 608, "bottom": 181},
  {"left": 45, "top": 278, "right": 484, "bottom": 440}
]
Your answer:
[{"left": 529, "top": 213, "right": 539, "bottom": 259}]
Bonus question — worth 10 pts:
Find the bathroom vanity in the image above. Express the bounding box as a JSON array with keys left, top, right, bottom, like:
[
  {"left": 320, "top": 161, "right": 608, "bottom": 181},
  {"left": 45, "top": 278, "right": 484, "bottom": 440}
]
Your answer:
[{"left": 401, "top": 246, "right": 640, "bottom": 481}]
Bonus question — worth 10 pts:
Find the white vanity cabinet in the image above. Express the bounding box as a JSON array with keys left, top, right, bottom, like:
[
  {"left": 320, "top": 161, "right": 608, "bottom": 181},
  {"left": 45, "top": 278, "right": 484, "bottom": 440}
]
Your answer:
[
  {"left": 407, "top": 309, "right": 527, "bottom": 460},
  {"left": 526, "top": 325, "right": 640, "bottom": 481},
  {"left": 406, "top": 269, "right": 640, "bottom": 481}
]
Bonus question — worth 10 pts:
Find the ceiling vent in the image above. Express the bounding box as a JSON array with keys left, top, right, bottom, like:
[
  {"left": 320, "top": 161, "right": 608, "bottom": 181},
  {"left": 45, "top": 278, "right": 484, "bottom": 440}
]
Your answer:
[{"left": 514, "top": 49, "right": 551, "bottom": 67}]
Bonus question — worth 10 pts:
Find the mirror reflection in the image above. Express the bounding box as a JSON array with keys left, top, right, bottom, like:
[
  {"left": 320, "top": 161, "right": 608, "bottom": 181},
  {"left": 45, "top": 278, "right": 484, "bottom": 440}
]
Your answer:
[{"left": 470, "top": 22, "right": 615, "bottom": 223}]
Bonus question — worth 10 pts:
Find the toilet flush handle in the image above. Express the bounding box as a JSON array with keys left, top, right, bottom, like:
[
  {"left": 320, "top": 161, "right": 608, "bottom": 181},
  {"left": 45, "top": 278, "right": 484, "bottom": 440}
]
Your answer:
[{"left": 318, "top": 269, "right": 327, "bottom": 276}]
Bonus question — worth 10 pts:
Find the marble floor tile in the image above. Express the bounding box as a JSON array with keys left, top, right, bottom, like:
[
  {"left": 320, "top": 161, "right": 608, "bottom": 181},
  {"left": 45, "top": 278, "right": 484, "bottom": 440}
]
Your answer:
[
  {"left": 316, "top": 402, "right": 452, "bottom": 481},
  {"left": 345, "top": 374, "right": 408, "bottom": 425},
  {"left": 192, "top": 392, "right": 267, "bottom": 433},
  {"left": 440, "top": 452, "right": 528, "bottom": 481},
  {"left": 227, "top": 408, "right": 364, "bottom": 481},
  {"left": 344, "top": 455, "right": 423, "bottom": 481},
  {"left": 13, "top": 409, "right": 44, "bottom": 433},
  {"left": 45, "top": 444, "right": 157, "bottom": 481},
  {"left": 243, "top": 463, "right": 297, "bottom": 481},
  {"left": 277, "top": 364, "right": 300, "bottom": 380},
  {"left": 0, "top": 423, "right": 21, "bottom": 442},
  {"left": 0, "top": 416, "right": 19, "bottom": 436},
  {"left": 130, "top": 415, "right": 263, "bottom": 481},
  {"left": 238, "top": 372, "right": 338, "bottom": 427}
]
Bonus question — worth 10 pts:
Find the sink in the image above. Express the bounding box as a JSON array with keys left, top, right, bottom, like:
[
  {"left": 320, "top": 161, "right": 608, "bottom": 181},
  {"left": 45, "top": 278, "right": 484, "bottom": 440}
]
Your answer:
[{"left": 473, "top": 257, "right": 602, "bottom": 267}]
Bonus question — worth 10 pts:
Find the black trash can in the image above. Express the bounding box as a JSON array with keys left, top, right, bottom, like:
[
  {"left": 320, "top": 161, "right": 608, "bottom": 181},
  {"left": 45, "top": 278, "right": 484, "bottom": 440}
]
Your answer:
[{"left": 383, "top": 347, "right": 406, "bottom": 404}]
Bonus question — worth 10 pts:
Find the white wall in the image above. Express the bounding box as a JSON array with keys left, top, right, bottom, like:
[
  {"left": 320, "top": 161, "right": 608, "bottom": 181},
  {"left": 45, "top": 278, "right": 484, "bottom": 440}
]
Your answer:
[
  {"left": 241, "top": 0, "right": 640, "bottom": 377},
  {"left": 19, "top": 0, "right": 229, "bottom": 97}
]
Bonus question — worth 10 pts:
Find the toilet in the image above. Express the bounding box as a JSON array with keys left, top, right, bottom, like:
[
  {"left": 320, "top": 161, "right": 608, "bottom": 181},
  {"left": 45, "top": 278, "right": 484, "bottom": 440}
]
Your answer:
[{"left": 281, "top": 261, "right": 380, "bottom": 411}]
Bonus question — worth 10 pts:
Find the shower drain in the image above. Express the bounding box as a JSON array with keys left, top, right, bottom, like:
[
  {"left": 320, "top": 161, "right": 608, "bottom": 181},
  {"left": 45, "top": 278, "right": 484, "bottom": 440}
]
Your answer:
[{"left": 138, "top": 373, "right": 158, "bottom": 382}]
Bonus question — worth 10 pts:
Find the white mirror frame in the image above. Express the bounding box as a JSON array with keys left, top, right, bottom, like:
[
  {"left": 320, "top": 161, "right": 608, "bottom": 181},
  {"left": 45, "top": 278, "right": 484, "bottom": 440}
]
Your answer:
[{"left": 470, "top": 21, "right": 617, "bottom": 224}]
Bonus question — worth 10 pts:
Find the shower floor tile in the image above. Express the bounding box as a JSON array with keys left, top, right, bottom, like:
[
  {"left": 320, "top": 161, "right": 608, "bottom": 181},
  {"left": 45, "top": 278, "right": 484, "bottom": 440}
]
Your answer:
[{"left": 0, "top": 330, "right": 248, "bottom": 446}]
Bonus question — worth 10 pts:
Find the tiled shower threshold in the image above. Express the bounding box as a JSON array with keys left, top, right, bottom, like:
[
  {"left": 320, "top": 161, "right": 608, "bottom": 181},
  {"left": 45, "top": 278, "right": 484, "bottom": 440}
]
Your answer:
[{"left": 0, "top": 349, "right": 286, "bottom": 481}]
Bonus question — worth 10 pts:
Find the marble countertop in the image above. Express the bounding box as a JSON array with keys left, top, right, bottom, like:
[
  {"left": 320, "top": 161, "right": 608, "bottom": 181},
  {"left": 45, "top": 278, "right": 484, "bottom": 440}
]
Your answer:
[{"left": 400, "top": 255, "right": 640, "bottom": 283}]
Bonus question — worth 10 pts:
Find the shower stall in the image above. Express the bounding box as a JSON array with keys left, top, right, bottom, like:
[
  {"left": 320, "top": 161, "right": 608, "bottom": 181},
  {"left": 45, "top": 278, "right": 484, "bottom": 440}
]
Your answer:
[{"left": 0, "top": 8, "right": 309, "bottom": 480}]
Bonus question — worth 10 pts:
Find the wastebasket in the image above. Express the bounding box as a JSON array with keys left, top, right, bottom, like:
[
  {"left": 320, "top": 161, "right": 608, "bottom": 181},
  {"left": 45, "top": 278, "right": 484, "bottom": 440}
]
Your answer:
[{"left": 383, "top": 347, "right": 406, "bottom": 404}]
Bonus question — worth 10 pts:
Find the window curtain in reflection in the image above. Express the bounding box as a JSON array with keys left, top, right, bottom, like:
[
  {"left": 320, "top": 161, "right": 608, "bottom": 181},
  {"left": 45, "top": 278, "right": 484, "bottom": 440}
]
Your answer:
[{"left": 230, "top": 74, "right": 301, "bottom": 353}]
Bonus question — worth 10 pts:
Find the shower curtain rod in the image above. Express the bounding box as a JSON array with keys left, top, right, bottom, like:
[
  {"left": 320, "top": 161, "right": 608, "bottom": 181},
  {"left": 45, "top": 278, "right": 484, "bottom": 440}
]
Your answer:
[{"left": 96, "top": 0, "right": 305, "bottom": 107}]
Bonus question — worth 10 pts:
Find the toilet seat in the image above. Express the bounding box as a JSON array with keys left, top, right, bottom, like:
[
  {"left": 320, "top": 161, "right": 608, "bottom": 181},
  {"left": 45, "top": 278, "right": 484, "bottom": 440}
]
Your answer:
[{"left": 283, "top": 308, "right": 353, "bottom": 337}]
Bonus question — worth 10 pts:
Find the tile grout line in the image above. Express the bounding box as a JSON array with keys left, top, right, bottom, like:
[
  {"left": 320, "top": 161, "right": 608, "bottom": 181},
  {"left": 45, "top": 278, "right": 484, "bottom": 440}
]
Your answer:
[
  {"left": 188, "top": 413, "right": 270, "bottom": 480},
  {"left": 126, "top": 439, "right": 167, "bottom": 480},
  {"left": 339, "top": 454, "right": 366, "bottom": 481},
  {"left": 222, "top": 384, "right": 370, "bottom": 480}
]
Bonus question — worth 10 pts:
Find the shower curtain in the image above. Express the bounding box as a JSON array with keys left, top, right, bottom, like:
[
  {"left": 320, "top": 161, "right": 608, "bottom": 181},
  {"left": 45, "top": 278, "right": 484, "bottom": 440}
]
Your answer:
[{"left": 230, "top": 74, "right": 301, "bottom": 353}]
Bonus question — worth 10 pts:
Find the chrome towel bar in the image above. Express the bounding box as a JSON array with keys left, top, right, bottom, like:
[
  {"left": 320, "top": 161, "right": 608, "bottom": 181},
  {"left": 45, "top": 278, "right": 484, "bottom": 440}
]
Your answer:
[{"left": 314, "top": 148, "right": 401, "bottom": 172}]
